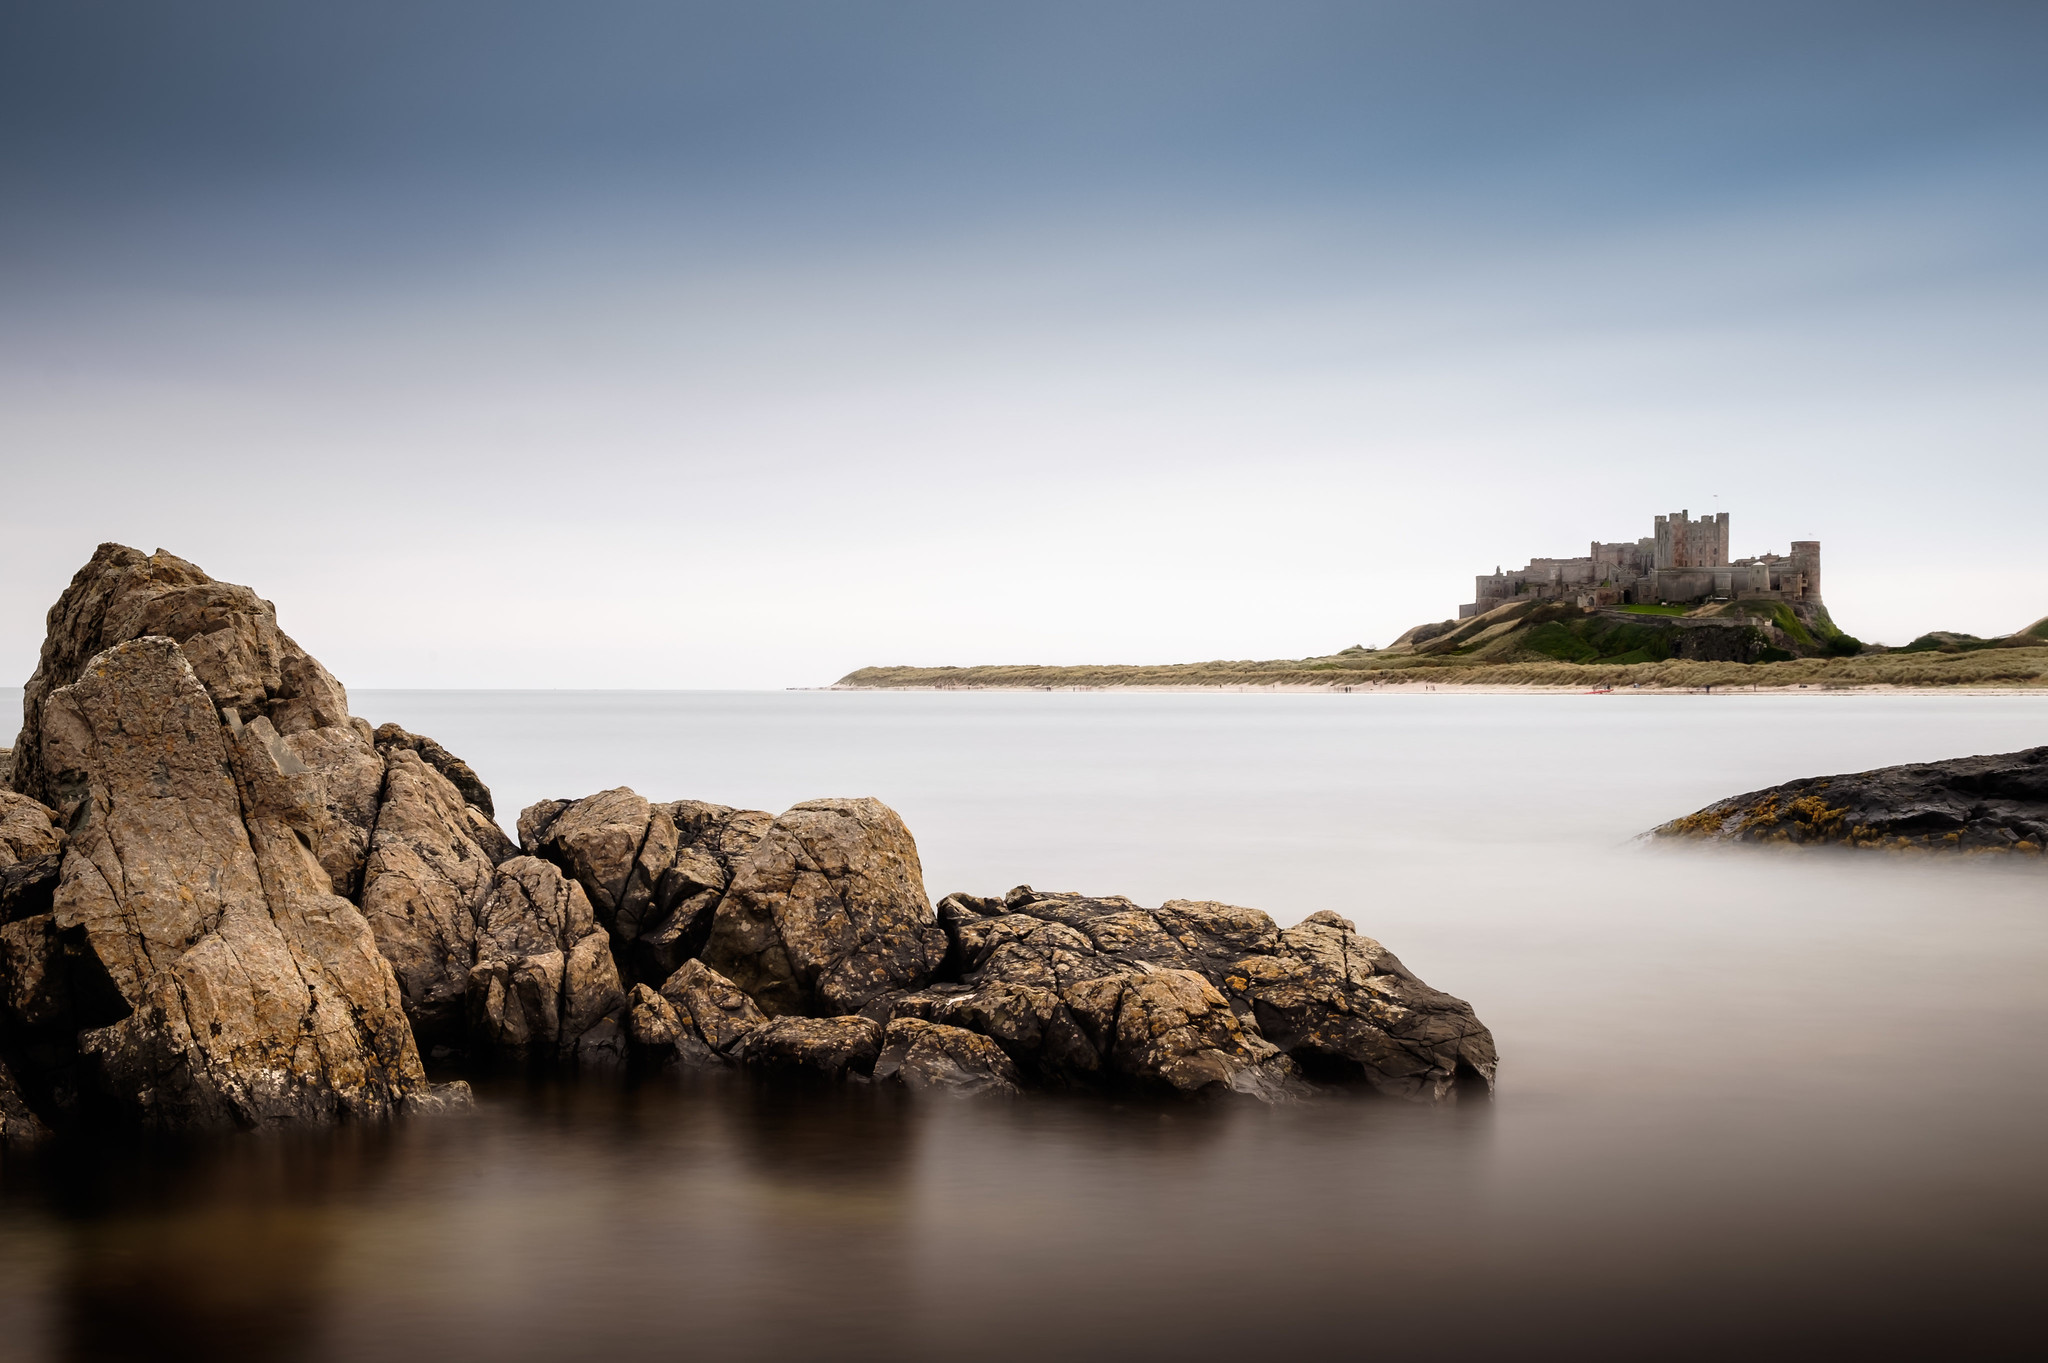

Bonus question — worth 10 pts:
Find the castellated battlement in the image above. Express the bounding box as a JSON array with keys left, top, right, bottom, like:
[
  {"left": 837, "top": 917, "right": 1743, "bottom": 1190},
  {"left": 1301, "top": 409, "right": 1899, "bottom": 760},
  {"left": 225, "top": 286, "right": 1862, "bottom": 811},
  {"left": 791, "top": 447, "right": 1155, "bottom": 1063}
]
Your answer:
[{"left": 1459, "top": 511, "right": 1821, "bottom": 619}]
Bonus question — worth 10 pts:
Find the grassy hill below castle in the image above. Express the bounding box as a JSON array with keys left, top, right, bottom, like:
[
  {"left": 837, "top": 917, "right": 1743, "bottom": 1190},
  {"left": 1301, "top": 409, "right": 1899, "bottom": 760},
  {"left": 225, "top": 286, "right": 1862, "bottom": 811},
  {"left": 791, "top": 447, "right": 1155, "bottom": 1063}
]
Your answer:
[{"left": 837, "top": 605, "right": 2048, "bottom": 691}]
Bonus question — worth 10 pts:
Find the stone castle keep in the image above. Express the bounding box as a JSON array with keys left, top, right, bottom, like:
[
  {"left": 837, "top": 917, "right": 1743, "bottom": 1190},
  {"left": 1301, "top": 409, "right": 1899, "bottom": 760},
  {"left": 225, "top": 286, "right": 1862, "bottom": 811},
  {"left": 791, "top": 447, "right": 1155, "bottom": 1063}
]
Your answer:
[{"left": 1460, "top": 511, "right": 1821, "bottom": 619}]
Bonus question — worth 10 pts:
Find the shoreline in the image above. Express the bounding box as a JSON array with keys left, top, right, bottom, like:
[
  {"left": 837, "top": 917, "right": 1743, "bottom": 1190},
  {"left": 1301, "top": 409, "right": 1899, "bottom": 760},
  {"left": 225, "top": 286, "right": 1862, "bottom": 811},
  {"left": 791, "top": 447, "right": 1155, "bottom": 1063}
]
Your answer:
[{"left": 826, "top": 682, "right": 2048, "bottom": 697}]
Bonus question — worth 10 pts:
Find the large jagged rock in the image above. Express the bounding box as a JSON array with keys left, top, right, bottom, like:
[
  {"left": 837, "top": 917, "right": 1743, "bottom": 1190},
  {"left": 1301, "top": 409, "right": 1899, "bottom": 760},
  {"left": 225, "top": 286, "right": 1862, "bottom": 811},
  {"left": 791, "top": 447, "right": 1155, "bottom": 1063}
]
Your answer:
[
  {"left": 372, "top": 723, "right": 500, "bottom": 821},
  {"left": 13, "top": 544, "right": 385, "bottom": 900},
  {"left": 623, "top": 958, "right": 769, "bottom": 1069},
  {"left": 882, "top": 888, "right": 1491, "bottom": 1102},
  {"left": 358, "top": 751, "right": 516, "bottom": 1045},
  {"left": 1652, "top": 747, "right": 2048, "bottom": 854},
  {"left": 21, "top": 635, "right": 428, "bottom": 1130},
  {"left": 873, "top": 1017, "right": 1021, "bottom": 1096},
  {"left": 738, "top": 1014, "right": 882, "bottom": 1081},
  {"left": 1221, "top": 910, "right": 1500, "bottom": 1099},
  {"left": 701, "top": 798, "right": 946, "bottom": 1017},
  {"left": 465, "top": 857, "right": 625, "bottom": 1064},
  {"left": 519, "top": 791, "right": 772, "bottom": 986}
]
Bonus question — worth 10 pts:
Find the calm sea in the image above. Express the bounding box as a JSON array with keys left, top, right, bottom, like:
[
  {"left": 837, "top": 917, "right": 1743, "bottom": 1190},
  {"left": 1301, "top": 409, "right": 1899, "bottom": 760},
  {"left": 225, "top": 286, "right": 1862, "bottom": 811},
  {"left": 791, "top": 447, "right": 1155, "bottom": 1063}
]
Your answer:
[{"left": 3, "top": 689, "right": 2046, "bottom": 1360}]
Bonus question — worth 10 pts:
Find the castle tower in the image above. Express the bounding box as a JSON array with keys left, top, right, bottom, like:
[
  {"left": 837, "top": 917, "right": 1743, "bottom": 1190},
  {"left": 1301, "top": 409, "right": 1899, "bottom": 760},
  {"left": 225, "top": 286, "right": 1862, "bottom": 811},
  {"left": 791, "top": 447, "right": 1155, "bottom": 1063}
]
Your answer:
[
  {"left": 1788, "top": 541, "right": 1821, "bottom": 601},
  {"left": 1653, "top": 510, "right": 1731, "bottom": 569}
]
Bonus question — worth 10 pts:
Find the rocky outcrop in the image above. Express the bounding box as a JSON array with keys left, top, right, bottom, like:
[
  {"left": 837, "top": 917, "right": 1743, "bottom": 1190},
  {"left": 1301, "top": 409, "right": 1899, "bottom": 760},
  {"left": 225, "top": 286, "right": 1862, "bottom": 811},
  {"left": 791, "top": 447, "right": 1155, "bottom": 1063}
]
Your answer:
[
  {"left": 1652, "top": 747, "right": 2048, "bottom": 854},
  {"left": 874, "top": 888, "right": 1493, "bottom": 1101},
  {"left": 0, "top": 543, "right": 1501, "bottom": 1137},
  {"left": 519, "top": 791, "right": 773, "bottom": 987},
  {"left": 624, "top": 958, "right": 770, "bottom": 1068},
  {"left": 738, "top": 1014, "right": 883, "bottom": 1081},
  {"left": 19, "top": 634, "right": 427, "bottom": 1130},
  {"left": 373, "top": 723, "right": 500, "bottom": 821},
  {"left": 873, "top": 1018, "right": 1021, "bottom": 1096},
  {"left": 701, "top": 798, "right": 946, "bottom": 1017},
  {"left": 357, "top": 751, "right": 512, "bottom": 1045},
  {"left": 465, "top": 857, "right": 625, "bottom": 1064}
]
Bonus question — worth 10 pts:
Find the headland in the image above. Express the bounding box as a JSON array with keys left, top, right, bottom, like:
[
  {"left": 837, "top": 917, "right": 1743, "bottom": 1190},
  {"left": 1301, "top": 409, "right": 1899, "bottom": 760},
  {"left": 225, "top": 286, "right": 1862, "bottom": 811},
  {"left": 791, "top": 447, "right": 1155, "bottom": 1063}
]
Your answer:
[{"left": 839, "top": 509, "right": 2048, "bottom": 692}]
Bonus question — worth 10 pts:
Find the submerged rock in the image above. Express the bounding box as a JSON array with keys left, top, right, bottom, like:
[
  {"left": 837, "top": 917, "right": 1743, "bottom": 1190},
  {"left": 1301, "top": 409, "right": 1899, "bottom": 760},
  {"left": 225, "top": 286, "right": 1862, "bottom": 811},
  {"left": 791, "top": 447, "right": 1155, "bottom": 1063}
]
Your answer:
[{"left": 1652, "top": 747, "right": 2048, "bottom": 854}]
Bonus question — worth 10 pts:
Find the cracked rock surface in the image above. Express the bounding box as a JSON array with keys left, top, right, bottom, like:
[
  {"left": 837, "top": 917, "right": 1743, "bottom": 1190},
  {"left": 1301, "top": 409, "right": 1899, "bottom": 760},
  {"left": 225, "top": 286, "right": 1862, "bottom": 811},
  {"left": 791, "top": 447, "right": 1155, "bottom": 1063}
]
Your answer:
[
  {"left": 1652, "top": 746, "right": 2048, "bottom": 854},
  {"left": 701, "top": 798, "right": 946, "bottom": 1017},
  {"left": 0, "top": 542, "right": 1502, "bottom": 1141}
]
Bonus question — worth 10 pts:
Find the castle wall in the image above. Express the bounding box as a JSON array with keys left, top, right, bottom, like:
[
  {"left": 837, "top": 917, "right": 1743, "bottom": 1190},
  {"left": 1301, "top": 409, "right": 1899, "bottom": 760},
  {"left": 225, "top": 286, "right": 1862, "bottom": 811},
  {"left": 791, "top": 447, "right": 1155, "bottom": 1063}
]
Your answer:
[{"left": 1459, "top": 511, "right": 1820, "bottom": 618}]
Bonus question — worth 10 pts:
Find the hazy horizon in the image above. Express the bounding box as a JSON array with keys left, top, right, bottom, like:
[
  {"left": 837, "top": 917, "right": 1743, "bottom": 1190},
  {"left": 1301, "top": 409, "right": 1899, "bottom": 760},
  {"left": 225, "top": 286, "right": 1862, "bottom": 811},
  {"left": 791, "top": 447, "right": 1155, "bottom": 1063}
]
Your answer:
[{"left": 3, "top": 1, "right": 2044, "bottom": 688}]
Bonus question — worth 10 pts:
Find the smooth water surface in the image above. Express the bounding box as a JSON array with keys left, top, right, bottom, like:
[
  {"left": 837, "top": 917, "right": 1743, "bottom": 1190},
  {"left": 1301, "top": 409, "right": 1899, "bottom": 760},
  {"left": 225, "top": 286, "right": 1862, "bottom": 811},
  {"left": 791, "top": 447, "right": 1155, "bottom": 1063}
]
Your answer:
[{"left": 3, "top": 690, "right": 2045, "bottom": 1360}]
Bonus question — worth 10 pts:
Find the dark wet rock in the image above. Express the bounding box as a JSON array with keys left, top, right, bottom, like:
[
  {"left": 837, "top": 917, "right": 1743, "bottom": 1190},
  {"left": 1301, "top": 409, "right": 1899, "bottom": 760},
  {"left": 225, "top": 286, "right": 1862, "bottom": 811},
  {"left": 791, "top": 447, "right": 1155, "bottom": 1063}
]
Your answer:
[
  {"left": 21, "top": 634, "right": 427, "bottom": 1131},
  {"left": 1652, "top": 746, "right": 2048, "bottom": 854},
  {"left": 465, "top": 856, "right": 625, "bottom": 1063},
  {"left": 701, "top": 798, "right": 946, "bottom": 1017},
  {"left": 738, "top": 1014, "right": 883, "bottom": 1081},
  {"left": 0, "top": 854, "right": 61, "bottom": 927},
  {"left": 372, "top": 723, "right": 498, "bottom": 819},
  {"left": 914, "top": 888, "right": 1491, "bottom": 1102},
  {"left": 873, "top": 1017, "right": 1022, "bottom": 1096},
  {"left": 0, "top": 1057, "right": 51, "bottom": 1149},
  {"left": 518, "top": 791, "right": 772, "bottom": 987}
]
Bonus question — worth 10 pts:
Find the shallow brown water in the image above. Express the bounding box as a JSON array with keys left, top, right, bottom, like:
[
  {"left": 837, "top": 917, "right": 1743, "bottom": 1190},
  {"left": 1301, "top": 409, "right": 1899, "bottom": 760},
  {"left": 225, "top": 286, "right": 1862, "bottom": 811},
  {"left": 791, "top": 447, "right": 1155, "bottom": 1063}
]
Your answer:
[{"left": 2, "top": 690, "right": 2045, "bottom": 1360}]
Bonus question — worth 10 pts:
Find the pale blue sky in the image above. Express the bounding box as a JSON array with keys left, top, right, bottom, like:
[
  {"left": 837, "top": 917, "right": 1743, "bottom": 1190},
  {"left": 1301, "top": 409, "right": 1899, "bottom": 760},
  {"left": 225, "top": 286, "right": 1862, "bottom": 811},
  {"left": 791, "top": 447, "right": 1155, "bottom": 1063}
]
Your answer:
[{"left": 2, "top": 2, "right": 2043, "bottom": 684}]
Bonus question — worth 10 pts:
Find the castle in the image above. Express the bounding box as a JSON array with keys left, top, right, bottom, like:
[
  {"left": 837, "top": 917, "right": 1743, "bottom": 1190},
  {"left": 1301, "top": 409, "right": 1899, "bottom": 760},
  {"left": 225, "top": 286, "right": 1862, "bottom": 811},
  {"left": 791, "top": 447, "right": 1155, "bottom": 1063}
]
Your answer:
[{"left": 1459, "top": 511, "right": 1821, "bottom": 619}]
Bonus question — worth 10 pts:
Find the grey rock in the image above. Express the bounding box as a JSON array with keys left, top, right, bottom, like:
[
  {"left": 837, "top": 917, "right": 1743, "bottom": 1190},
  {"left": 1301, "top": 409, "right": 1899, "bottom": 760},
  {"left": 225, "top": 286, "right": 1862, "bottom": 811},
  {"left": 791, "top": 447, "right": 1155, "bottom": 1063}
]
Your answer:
[{"left": 1652, "top": 746, "right": 2048, "bottom": 854}]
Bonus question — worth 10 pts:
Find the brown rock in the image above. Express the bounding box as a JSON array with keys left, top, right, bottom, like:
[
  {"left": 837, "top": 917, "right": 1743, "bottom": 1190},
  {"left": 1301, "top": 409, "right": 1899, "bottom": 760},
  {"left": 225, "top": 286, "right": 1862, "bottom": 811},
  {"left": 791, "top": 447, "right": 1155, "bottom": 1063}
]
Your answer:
[
  {"left": 931, "top": 888, "right": 1491, "bottom": 1102},
  {"left": 518, "top": 792, "right": 774, "bottom": 986},
  {"left": 372, "top": 723, "right": 499, "bottom": 819},
  {"left": 0, "top": 790, "right": 65, "bottom": 926},
  {"left": 0, "top": 790, "right": 64, "bottom": 866},
  {"left": 31, "top": 636, "right": 427, "bottom": 1130},
  {"left": 657, "top": 958, "right": 766, "bottom": 1056},
  {"left": 465, "top": 857, "right": 624, "bottom": 1063},
  {"left": 12, "top": 544, "right": 384, "bottom": 900},
  {"left": 357, "top": 751, "right": 503, "bottom": 1044},
  {"left": 1222, "top": 910, "right": 1499, "bottom": 1100},
  {"left": 738, "top": 1014, "right": 883, "bottom": 1081},
  {"left": 0, "top": 1057, "right": 51, "bottom": 1149},
  {"left": 702, "top": 798, "right": 945, "bottom": 1017},
  {"left": 873, "top": 1017, "right": 1021, "bottom": 1096}
]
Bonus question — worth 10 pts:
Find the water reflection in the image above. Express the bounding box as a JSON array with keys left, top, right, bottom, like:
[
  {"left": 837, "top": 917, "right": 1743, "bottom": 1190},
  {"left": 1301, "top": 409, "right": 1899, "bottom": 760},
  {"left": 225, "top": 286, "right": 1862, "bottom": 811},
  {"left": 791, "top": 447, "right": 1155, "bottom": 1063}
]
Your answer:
[{"left": 3, "top": 692, "right": 2045, "bottom": 1360}]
